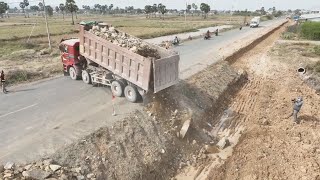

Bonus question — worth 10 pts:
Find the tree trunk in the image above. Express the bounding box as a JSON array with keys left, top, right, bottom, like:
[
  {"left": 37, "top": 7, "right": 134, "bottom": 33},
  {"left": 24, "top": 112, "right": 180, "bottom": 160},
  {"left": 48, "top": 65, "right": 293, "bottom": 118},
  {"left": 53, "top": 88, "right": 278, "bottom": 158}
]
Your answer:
[
  {"left": 62, "top": 12, "right": 64, "bottom": 20},
  {"left": 71, "top": 12, "right": 74, "bottom": 25},
  {"left": 75, "top": 12, "right": 77, "bottom": 19}
]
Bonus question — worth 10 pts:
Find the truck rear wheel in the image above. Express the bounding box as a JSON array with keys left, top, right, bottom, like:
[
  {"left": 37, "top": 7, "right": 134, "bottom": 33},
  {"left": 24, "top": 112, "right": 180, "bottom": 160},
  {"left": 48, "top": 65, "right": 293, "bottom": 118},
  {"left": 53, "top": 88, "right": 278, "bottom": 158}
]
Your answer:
[
  {"left": 82, "top": 70, "right": 91, "bottom": 84},
  {"left": 124, "top": 85, "right": 140, "bottom": 103},
  {"left": 111, "top": 80, "right": 125, "bottom": 97},
  {"left": 69, "top": 67, "right": 78, "bottom": 80}
]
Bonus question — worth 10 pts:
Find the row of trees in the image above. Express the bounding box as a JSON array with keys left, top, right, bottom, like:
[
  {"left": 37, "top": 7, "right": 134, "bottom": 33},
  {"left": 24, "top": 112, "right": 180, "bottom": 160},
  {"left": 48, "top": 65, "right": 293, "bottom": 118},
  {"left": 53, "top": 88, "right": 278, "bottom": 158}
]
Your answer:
[
  {"left": 144, "top": 4, "right": 166, "bottom": 19},
  {"left": 144, "top": 3, "right": 210, "bottom": 19},
  {"left": 18, "top": 0, "right": 78, "bottom": 24},
  {"left": 91, "top": 4, "right": 114, "bottom": 14}
]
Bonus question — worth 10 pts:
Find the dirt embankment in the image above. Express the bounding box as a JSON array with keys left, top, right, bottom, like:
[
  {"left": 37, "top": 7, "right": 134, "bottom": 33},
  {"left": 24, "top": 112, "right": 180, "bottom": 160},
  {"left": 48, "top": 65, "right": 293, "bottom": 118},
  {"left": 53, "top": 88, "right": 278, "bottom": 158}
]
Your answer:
[{"left": 204, "top": 25, "right": 320, "bottom": 180}]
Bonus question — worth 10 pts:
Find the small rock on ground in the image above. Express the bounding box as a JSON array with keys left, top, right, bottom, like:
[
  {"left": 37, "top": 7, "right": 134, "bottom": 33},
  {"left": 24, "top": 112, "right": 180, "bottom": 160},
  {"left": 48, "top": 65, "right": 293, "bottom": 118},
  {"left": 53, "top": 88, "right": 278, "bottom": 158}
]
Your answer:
[
  {"left": 49, "top": 164, "right": 61, "bottom": 172},
  {"left": 24, "top": 169, "right": 51, "bottom": 179},
  {"left": 24, "top": 164, "right": 32, "bottom": 171},
  {"left": 217, "top": 137, "right": 230, "bottom": 150},
  {"left": 4, "top": 162, "right": 14, "bottom": 170}
]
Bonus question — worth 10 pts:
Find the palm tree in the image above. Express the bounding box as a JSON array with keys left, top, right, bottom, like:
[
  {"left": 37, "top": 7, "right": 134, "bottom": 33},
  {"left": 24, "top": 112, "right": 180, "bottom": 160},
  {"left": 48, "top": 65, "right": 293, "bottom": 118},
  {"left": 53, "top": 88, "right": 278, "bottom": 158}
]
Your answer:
[
  {"left": 19, "top": 2, "right": 26, "bottom": 17},
  {"left": 65, "top": 0, "right": 77, "bottom": 24},
  {"left": 59, "top": 3, "right": 65, "bottom": 20},
  {"left": 158, "top": 3, "right": 167, "bottom": 20},
  {"left": 144, "top": 5, "right": 152, "bottom": 18},
  {"left": 23, "top": 0, "right": 29, "bottom": 17},
  {"left": 109, "top": 4, "right": 113, "bottom": 14},
  {"left": 192, "top": 3, "right": 198, "bottom": 16},
  {"left": 187, "top": 4, "right": 191, "bottom": 15},
  {"left": 38, "top": 2, "right": 44, "bottom": 17},
  {"left": 152, "top": 4, "right": 157, "bottom": 17},
  {"left": 200, "top": 3, "right": 210, "bottom": 19},
  {"left": 0, "top": 2, "right": 9, "bottom": 18}
]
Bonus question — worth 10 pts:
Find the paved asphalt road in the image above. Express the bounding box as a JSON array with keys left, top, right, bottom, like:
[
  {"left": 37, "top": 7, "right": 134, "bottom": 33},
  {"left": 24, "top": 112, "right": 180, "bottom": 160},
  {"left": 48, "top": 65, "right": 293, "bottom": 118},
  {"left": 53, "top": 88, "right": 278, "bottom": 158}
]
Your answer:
[{"left": 0, "top": 19, "right": 283, "bottom": 163}]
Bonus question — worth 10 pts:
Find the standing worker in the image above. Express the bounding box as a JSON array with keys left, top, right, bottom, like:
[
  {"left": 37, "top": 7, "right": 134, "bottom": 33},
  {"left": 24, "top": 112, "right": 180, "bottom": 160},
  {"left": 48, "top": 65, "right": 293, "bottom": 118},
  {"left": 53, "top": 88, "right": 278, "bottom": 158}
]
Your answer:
[
  {"left": 0, "top": 70, "right": 7, "bottom": 93},
  {"left": 287, "top": 96, "right": 303, "bottom": 123}
]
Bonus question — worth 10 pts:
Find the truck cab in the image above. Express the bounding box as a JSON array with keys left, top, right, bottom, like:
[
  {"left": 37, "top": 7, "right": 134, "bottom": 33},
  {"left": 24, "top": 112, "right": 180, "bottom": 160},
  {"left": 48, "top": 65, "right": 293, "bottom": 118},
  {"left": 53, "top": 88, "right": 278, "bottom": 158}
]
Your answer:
[{"left": 59, "top": 39, "right": 84, "bottom": 80}]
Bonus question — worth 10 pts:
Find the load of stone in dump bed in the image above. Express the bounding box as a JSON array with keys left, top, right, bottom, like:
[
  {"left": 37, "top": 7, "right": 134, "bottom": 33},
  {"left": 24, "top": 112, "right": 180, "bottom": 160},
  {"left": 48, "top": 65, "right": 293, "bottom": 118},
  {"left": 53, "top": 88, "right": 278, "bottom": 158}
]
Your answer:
[{"left": 89, "top": 25, "right": 161, "bottom": 59}]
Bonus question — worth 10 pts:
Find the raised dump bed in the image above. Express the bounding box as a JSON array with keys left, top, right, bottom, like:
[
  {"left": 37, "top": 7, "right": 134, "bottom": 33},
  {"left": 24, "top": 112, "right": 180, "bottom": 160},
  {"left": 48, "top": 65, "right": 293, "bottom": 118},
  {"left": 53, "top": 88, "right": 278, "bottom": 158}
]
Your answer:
[{"left": 59, "top": 22, "right": 180, "bottom": 102}]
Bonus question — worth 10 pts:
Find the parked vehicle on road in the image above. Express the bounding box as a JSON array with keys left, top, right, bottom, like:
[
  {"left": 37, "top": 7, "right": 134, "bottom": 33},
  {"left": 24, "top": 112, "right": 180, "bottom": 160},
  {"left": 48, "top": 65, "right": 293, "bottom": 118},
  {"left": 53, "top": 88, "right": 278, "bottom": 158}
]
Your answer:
[{"left": 59, "top": 22, "right": 180, "bottom": 102}]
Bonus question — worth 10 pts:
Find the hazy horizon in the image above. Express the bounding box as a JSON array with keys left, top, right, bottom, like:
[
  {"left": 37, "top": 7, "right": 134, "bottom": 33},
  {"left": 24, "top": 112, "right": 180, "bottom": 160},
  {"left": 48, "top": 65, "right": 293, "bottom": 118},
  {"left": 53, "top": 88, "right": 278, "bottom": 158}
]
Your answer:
[{"left": 4, "top": 0, "right": 320, "bottom": 11}]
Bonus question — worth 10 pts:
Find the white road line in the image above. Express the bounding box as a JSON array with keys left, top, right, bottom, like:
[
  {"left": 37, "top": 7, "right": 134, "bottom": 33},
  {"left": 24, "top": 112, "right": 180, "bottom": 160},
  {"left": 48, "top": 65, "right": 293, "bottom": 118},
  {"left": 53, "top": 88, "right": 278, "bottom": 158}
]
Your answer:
[{"left": 0, "top": 103, "right": 38, "bottom": 119}]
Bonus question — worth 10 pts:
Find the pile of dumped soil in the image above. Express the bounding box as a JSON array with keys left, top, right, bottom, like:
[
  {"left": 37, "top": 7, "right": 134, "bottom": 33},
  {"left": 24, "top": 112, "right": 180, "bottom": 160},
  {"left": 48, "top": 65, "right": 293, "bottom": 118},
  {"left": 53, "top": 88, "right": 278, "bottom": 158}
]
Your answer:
[
  {"left": 90, "top": 25, "right": 160, "bottom": 59},
  {"left": 51, "top": 110, "right": 180, "bottom": 180},
  {"left": 0, "top": 111, "right": 180, "bottom": 180}
]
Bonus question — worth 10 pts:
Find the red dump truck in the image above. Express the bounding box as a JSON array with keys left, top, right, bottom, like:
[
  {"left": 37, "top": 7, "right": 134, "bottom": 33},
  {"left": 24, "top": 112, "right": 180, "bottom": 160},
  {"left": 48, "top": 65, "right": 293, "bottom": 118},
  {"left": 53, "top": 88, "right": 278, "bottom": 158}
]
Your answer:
[{"left": 59, "top": 22, "right": 179, "bottom": 102}]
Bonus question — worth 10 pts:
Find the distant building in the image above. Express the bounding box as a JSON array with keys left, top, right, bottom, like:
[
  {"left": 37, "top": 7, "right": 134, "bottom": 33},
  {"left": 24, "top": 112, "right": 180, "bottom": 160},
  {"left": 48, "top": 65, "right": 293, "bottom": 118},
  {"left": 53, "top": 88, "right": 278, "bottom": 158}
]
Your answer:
[{"left": 300, "top": 13, "right": 320, "bottom": 22}]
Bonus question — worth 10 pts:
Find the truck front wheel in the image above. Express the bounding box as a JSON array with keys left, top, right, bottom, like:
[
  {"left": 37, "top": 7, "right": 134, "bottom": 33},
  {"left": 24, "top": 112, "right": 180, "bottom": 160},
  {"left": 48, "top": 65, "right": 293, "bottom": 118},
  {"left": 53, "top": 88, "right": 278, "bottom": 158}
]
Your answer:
[
  {"left": 69, "top": 67, "right": 78, "bottom": 80},
  {"left": 82, "top": 70, "right": 91, "bottom": 84},
  {"left": 111, "top": 80, "right": 125, "bottom": 97},
  {"left": 124, "top": 85, "right": 140, "bottom": 103}
]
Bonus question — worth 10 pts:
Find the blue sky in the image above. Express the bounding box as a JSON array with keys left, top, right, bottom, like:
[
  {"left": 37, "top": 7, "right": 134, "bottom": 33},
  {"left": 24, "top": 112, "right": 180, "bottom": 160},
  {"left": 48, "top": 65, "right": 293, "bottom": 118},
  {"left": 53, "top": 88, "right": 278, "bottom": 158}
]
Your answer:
[{"left": 5, "top": 0, "right": 320, "bottom": 11}]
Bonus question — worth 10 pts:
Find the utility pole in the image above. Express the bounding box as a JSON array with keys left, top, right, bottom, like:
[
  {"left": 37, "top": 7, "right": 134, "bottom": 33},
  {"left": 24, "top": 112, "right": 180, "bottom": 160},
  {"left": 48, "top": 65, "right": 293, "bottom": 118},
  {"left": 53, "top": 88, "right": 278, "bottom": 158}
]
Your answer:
[
  {"left": 42, "top": 0, "right": 51, "bottom": 49},
  {"left": 185, "top": 0, "right": 187, "bottom": 22}
]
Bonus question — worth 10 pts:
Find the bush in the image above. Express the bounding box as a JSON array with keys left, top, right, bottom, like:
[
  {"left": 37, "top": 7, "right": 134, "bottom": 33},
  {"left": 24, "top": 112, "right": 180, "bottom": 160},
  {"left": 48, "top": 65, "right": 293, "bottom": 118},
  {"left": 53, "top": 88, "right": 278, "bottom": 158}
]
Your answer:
[
  {"left": 282, "top": 32, "right": 295, "bottom": 40},
  {"left": 314, "top": 61, "right": 320, "bottom": 73},
  {"left": 6, "top": 69, "right": 42, "bottom": 84},
  {"left": 307, "top": 61, "right": 320, "bottom": 74},
  {"left": 287, "top": 24, "right": 300, "bottom": 33},
  {"left": 265, "top": 15, "right": 273, "bottom": 20},
  {"left": 300, "top": 22, "right": 320, "bottom": 40},
  {"left": 314, "top": 45, "right": 320, "bottom": 56}
]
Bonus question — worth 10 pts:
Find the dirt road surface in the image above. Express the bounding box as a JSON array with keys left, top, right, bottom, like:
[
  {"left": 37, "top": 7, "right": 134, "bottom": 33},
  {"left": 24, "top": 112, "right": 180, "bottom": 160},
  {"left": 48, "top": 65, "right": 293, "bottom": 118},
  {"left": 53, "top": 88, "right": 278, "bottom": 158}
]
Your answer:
[{"left": 176, "top": 23, "right": 320, "bottom": 179}]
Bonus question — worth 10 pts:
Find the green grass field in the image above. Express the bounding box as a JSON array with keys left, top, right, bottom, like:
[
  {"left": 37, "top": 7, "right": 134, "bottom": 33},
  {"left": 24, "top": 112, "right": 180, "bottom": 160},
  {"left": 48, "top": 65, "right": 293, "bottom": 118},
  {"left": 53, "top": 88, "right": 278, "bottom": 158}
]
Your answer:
[{"left": 0, "top": 14, "right": 243, "bottom": 40}]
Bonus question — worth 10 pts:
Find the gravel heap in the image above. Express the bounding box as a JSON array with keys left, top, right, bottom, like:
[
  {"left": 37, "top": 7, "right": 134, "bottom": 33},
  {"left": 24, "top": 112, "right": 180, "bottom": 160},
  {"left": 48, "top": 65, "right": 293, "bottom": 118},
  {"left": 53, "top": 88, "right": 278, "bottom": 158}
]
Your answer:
[
  {"left": 89, "top": 25, "right": 161, "bottom": 59},
  {"left": 0, "top": 159, "right": 95, "bottom": 180}
]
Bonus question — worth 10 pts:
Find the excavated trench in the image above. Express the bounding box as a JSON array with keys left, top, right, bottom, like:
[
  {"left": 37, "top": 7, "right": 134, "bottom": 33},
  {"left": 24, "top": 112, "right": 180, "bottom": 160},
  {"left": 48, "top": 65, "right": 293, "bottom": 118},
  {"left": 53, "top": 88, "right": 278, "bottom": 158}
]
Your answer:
[{"left": 0, "top": 21, "right": 288, "bottom": 180}]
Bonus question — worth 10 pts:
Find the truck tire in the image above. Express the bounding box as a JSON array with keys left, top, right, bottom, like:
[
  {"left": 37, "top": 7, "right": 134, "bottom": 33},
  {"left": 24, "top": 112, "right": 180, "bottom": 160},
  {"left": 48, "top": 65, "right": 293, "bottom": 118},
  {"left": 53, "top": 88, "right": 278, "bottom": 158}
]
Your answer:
[
  {"left": 124, "top": 85, "right": 139, "bottom": 103},
  {"left": 111, "top": 80, "right": 124, "bottom": 97},
  {"left": 82, "top": 70, "right": 91, "bottom": 84},
  {"left": 69, "top": 67, "right": 78, "bottom": 80}
]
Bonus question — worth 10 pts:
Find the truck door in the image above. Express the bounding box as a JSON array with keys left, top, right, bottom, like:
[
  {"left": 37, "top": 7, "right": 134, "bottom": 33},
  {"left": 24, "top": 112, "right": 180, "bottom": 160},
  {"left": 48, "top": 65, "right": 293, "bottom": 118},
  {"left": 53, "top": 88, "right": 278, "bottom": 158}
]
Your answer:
[{"left": 60, "top": 44, "right": 69, "bottom": 64}]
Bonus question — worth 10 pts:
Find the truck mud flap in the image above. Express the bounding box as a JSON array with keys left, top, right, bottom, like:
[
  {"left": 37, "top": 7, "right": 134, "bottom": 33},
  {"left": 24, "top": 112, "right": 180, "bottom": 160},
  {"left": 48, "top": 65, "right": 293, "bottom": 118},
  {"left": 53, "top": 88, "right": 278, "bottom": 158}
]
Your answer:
[{"left": 153, "top": 55, "right": 179, "bottom": 93}]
